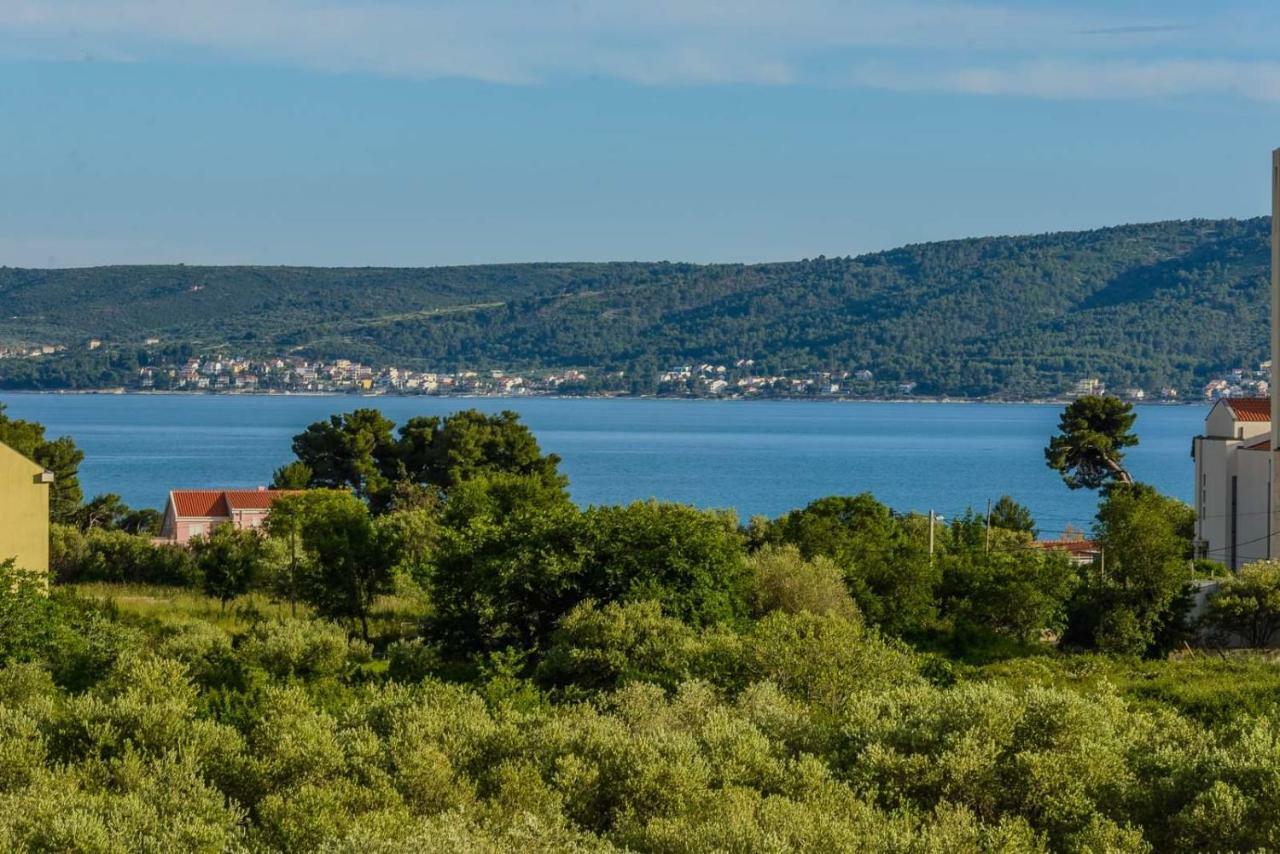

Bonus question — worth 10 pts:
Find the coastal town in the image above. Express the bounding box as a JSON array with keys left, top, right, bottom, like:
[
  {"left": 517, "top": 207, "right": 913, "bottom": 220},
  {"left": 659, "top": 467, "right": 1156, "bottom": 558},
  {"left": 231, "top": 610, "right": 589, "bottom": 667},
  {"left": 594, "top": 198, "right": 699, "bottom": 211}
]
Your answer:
[
  {"left": 0, "top": 338, "right": 1268, "bottom": 401},
  {"left": 0, "top": 339, "right": 913, "bottom": 398}
]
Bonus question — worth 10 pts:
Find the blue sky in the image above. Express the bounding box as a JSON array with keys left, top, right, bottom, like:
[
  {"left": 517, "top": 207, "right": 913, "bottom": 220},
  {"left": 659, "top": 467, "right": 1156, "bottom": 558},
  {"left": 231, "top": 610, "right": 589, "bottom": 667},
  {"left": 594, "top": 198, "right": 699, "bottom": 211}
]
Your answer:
[{"left": 2, "top": 0, "right": 1280, "bottom": 267}]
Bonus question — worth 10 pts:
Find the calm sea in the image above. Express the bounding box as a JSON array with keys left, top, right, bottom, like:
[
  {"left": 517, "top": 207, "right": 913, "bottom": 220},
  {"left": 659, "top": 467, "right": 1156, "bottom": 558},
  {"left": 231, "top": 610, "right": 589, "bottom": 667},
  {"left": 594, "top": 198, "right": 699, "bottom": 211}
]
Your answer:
[{"left": 0, "top": 394, "right": 1204, "bottom": 534}]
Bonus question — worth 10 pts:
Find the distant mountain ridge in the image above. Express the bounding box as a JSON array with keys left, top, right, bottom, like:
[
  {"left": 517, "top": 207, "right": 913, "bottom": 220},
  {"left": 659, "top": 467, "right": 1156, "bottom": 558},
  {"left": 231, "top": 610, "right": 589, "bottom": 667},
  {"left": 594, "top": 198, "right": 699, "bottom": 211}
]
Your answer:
[{"left": 0, "top": 217, "right": 1269, "bottom": 397}]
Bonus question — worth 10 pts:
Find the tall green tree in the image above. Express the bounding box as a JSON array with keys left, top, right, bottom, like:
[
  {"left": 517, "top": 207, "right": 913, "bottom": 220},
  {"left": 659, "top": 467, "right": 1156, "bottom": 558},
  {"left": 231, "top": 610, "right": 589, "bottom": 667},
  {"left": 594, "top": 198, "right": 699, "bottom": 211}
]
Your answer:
[
  {"left": 429, "top": 473, "right": 587, "bottom": 656},
  {"left": 76, "top": 493, "right": 131, "bottom": 530},
  {"left": 0, "top": 403, "right": 84, "bottom": 522},
  {"left": 1065, "top": 483, "right": 1194, "bottom": 655},
  {"left": 579, "top": 501, "right": 749, "bottom": 628},
  {"left": 263, "top": 493, "right": 308, "bottom": 615},
  {"left": 282, "top": 408, "right": 565, "bottom": 510},
  {"left": 394, "top": 409, "right": 566, "bottom": 494},
  {"left": 74, "top": 493, "right": 159, "bottom": 534},
  {"left": 294, "top": 490, "right": 395, "bottom": 641},
  {"left": 270, "top": 460, "right": 314, "bottom": 490},
  {"left": 1045, "top": 396, "right": 1138, "bottom": 490},
  {"left": 766, "top": 494, "right": 937, "bottom": 636},
  {"left": 190, "top": 525, "right": 266, "bottom": 611},
  {"left": 938, "top": 539, "right": 1077, "bottom": 644},
  {"left": 989, "top": 495, "right": 1037, "bottom": 537},
  {"left": 289, "top": 409, "right": 397, "bottom": 502}
]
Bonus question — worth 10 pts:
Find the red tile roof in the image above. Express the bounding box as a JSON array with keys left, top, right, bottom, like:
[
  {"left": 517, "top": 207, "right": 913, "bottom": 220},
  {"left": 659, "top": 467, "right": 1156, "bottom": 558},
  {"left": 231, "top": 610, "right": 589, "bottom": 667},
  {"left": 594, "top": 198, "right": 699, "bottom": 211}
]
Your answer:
[
  {"left": 169, "top": 489, "right": 297, "bottom": 518},
  {"left": 1036, "top": 539, "right": 1099, "bottom": 556},
  {"left": 224, "top": 489, "right": 298, "bottom": 510},
  {"left": 1244, "top": 437, "right": 1273, "bottom": 451},
  {"left": 170, "top": 490, "right": 231, "bottom": 518},
  {"left": 1222, "top": 398, "right": 1272, "bottom": 422}
]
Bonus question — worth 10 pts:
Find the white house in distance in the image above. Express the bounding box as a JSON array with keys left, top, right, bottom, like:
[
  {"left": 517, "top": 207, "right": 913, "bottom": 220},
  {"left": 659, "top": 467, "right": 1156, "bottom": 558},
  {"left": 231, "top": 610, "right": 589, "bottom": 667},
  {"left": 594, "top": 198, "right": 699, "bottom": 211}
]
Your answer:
[{"left": 1192, "top": 398, "right": 1273, "bottom": 569}]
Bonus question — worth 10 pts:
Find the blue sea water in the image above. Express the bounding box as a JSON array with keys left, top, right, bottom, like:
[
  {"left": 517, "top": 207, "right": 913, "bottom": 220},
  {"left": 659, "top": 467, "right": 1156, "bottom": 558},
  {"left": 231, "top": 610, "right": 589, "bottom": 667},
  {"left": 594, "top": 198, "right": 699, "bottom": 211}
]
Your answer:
[{"left": 0, "top": 394, "right": 1204, "bottom": 533}]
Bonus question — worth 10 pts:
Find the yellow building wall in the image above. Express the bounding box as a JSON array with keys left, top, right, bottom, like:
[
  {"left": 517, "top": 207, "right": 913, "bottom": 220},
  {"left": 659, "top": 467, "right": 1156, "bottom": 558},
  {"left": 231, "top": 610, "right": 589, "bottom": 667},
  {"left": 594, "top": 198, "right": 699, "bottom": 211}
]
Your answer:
[{"left": 0, "top": 443, "right": 49, "bottom": 573}]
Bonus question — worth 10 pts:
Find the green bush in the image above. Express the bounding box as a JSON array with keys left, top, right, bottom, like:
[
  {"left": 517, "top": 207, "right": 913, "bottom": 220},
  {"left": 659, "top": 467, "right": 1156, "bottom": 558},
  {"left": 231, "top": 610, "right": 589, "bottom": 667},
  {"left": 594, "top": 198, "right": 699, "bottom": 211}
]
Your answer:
[
  {"left": 52, "top": 526, "right": 196, "bottom": 586},
  {"left": 538, "top": 600, "right": 702, "bottom": 692},
  {"left": 746, "top": 544, "right": 860, "bottom": 620},
  {"left": 237, "top": 618, "right": 359, "bottom": 681}
]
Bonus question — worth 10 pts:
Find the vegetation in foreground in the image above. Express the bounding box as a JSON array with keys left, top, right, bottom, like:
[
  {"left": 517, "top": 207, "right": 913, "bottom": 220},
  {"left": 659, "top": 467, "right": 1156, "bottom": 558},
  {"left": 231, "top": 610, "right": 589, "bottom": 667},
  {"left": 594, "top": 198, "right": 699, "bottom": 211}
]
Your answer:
[{"left": 5, "top": 400, "right": 1280, "bottom": 851}]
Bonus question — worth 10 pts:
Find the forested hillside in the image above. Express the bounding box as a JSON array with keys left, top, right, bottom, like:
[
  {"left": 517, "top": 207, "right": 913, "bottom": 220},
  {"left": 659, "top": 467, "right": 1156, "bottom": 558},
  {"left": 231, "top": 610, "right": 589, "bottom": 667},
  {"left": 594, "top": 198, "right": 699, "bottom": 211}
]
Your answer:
[{"left": 0, "top": 217, "right": 1269, "bottom": 396}]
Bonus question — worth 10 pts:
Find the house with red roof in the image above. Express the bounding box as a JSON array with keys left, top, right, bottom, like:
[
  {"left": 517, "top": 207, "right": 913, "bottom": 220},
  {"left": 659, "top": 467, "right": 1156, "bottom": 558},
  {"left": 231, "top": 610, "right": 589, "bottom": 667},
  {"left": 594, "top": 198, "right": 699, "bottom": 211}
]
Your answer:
[
  {"left": 1192, "top": 398, "right": 1274, "bottom": 570},
  {"left": 158, "top": 488, "right": 297, "bottom": 544},
  {"left": 1034, "top": 537, "right": 1101, "bottom": 567}
]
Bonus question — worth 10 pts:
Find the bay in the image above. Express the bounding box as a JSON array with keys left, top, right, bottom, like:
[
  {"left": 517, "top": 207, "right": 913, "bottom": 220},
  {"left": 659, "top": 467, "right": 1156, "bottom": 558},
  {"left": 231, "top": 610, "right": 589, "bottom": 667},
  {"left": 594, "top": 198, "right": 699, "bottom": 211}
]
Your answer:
[{"left": 0, "top": 394, "right": 1204, "bottom": 534}]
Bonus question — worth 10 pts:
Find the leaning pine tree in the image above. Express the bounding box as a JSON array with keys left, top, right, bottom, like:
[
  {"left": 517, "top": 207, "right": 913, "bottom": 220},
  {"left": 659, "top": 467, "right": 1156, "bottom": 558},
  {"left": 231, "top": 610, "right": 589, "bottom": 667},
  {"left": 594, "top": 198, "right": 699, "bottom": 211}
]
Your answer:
[{"left": 1044, "top": 395, "right": 1137, "bottom": 491}]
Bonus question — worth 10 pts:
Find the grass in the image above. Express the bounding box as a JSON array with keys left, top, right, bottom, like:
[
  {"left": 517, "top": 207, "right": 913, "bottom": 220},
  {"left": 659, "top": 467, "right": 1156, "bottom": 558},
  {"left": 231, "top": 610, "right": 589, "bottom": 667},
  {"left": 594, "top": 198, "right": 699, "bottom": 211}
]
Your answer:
[
  {"left": 66, "top": 582, "right": 426, "bottom": 647},
  {"left": 976, "top": 651, "right": 1280, "bottom": 726}
]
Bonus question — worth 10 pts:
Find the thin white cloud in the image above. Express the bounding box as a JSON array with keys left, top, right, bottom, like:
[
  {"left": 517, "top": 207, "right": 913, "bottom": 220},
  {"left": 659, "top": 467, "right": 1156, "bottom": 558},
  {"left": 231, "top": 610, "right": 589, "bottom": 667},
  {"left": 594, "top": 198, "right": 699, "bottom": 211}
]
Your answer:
[
  {"left": 851, "top": 59, "right": 1280, "bottom": 101},
  {"left": 0, "top": 0, "right": 1276, "bottom": 99}
]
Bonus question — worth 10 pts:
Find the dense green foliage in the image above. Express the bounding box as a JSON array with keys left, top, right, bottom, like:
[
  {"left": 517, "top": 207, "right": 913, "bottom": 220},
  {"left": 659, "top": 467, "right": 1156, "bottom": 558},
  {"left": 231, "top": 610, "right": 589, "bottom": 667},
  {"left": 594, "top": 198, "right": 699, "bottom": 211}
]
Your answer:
[
  {"left": 75, "top": 492, "right": 163, "bottom": 535},
  {"left": 11, "top": 403, "right": 1276, "bottom": 851},
  {"left": 4, "top": 569, "right": 1280, "bottom": 850},
  {"left": 758, "top": 495, "right": 938, "bottom": 636},
  {"left": 1202, "top": 560, "right": 1280, "bottom": 647},
  {"left": 1064, "top": 484, "right": 1198, "bottom": 655},
  {"left": 1045, "top": 396, "right": 1139, "bottom": 490},
  {"left": 284, "top": 408, "right": 566, "bottom": 509},
  {"left": 50, "top": 524, "right": 197, "bottom": 586},
  {"left": 990, "top": 494, "right": 1037, "bottom": 536},
  {"left": 0, "top": 217, "right": 1272, "bottom": 396},
  {"left": 191, "top": 526, "right": 269, "bottom": 610}
]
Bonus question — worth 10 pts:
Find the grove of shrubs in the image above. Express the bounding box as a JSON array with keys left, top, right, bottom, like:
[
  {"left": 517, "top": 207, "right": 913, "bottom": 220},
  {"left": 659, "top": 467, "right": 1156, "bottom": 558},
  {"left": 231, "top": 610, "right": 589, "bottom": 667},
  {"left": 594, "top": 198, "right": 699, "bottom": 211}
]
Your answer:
[{"left": 3, "top": 407, "right": 1277, "bottom": 852}]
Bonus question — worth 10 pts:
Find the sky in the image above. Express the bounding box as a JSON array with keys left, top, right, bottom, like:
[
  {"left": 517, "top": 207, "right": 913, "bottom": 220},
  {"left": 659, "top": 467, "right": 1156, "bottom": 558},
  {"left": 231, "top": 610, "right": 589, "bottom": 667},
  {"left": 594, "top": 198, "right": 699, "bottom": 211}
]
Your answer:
[{"left": 2, "top": 0, "right": 1280, "bottom": 267}]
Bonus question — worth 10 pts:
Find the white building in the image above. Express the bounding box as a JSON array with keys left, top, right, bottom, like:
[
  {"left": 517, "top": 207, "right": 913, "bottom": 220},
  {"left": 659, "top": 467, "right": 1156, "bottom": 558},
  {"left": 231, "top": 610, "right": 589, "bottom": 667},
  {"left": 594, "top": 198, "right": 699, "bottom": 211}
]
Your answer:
[
  {"left": 1195, "top": 149, "right": 1280, "bottom": 572},
  {"left": 1193, "top": 398, "right": 1274, "bottom": 569}
]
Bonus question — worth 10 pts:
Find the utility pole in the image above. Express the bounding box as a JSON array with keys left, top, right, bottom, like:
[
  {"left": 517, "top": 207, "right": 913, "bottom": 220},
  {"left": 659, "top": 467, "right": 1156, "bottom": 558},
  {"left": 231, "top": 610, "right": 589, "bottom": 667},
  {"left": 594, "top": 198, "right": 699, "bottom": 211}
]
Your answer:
[
  {"left": 929, "top": 509, "right": 936, "bottom": 561},
  {"left": 985, "top": 498, "right": 992, "bottom": 554}
]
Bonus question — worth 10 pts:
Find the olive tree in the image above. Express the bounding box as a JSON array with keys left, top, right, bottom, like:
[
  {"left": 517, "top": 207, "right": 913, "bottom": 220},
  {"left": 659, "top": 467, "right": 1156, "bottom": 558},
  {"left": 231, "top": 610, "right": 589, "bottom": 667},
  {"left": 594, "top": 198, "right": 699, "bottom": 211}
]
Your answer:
[{"left": 1203, "top": 560, "right": 1280, "bottom": 647}]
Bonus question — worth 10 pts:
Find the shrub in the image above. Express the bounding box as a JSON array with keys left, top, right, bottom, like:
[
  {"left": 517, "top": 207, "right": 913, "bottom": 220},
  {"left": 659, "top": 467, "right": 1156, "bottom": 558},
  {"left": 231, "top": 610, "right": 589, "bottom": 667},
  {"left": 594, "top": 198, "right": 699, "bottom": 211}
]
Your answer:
[
  {"left": 237, "top": 618, "right": 354, "bottom": 680},
  {"left": 538, "top": 600, "right": 701, "bottom": 692},
  {"left": 155, "top": 620, "right": 245, "bottom": 691},
  {"left": 55, "top": 527, "right": 196, "bottom": 586},
  {"left": 1202, "top": 560, "right": 1280, "bottom": 647},
  {"left": 0, "top": 561, "right": 58, "bottom": 666},
  {"left": 741, "top": 612, "right": 921, "bottom": 713},
  {"left": 747, "top": 544, "right": 860, "bottom": 620},
  {"left": 386, "top": 638, "right": 443, "bottom": 684}
]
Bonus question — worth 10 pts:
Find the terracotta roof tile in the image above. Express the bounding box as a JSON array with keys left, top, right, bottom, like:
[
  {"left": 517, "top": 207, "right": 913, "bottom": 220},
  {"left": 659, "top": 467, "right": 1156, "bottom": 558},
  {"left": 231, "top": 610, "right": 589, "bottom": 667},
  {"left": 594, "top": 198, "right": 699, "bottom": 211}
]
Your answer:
[
  {"left": 1036, "top": 539, "right": 1099, "bottom": 555},
  {"left": 224, "top": 489, "right": 299, "bottom": 510},
  {"left": 1222, "top": 397, "right": 1272, "bottom": 422},
  {"left": 170, "top": 490, "right": 231, "bottom": 517},
  {"left": 169, "top": 489, "right": 298, "bottom": 518}
]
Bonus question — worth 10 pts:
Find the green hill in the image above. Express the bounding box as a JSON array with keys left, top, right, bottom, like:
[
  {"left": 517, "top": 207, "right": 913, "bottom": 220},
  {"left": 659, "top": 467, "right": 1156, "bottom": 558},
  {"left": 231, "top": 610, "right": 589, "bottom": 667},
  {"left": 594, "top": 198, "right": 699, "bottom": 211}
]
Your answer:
[{"left": 0, "top": 217, "right": 1269, "bottom": 396}]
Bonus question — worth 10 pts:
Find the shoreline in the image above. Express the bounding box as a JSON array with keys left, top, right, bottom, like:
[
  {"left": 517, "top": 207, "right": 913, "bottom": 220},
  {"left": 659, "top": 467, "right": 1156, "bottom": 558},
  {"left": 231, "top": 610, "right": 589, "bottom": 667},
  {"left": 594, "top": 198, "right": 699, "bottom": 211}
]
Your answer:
[{"left": 0, "top": 388, "right": 1202, "bottom": 406}]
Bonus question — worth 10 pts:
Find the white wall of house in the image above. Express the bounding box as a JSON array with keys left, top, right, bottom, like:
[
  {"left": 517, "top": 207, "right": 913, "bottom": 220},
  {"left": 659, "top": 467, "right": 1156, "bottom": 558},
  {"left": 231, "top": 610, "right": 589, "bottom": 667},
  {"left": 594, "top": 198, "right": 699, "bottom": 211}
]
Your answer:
[
  {"left": 1205, "top": 402, "right": 1269, "bottom": 441},
  {"left": 1195, "top": 401, "right": 1275, "bottom": 570},
  {"left": 1235, "top": 448, "right": 1272, "bottom": 568},
  {"left": 1194, "top": 435, "right": 1237, "bottom": 561}
]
